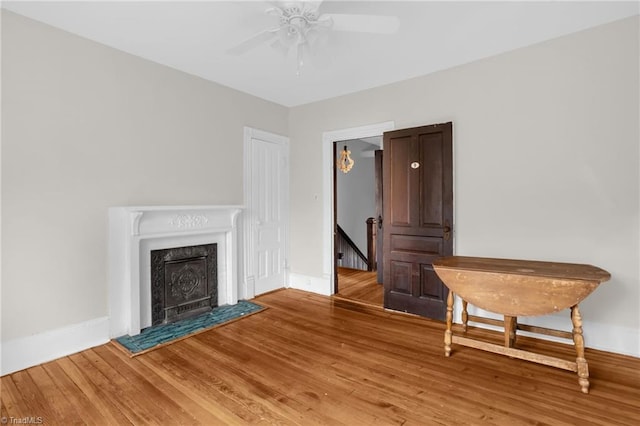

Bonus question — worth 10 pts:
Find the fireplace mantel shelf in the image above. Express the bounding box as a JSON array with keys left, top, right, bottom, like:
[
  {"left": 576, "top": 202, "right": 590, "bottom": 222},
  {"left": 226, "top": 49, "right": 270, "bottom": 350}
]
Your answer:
[{"left": 109, "top": 205, "right": 243, "bottom": 337}]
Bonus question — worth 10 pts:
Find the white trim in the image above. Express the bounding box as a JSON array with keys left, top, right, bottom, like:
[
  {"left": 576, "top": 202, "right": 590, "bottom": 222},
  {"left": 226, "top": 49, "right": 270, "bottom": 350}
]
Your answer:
[
  {"left": 108, "top": 205, "right": 242, "bottom": 337},
  {"left": 242, "top": 127, "right": 254, "bottom": 300},
  {"left": 321, "top": 121, "right": 395, "bottom": 294},
  {"left": 1, "top": 317, "right": 109, "bottom": 375},
  {"left": 242, "top": 127, "right": 290, "bottom": 299},
  {"left": 585, "top": 321, "right": 640, "bottom": 357},
  {"left": 288, "top": 273, "right": 332, "bottom": 296}
]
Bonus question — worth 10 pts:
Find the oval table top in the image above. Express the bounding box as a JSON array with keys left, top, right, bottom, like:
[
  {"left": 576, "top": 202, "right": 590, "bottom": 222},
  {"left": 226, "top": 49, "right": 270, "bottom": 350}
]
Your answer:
[
  {"left": 432, "top": 256, "right": 611, "bottom": 316},
  {"left": 433, "top": 256, "right": 611, "bottom": 283}
]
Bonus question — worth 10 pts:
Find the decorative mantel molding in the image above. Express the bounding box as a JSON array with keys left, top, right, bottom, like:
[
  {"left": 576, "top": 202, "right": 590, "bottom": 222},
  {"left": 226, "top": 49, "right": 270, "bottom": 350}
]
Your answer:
[
  {"left": 169, "top": 213, "right": 209, "bottom": 229},
  {"left": 108, "top": 205, "right": 242, "bottom": 337}
]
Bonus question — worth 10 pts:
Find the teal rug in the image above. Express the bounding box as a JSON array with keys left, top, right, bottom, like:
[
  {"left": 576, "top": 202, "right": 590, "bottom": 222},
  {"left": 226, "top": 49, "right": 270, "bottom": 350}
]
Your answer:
[{"left": 114, "top": 300, "right": 265, "bottom": 356}]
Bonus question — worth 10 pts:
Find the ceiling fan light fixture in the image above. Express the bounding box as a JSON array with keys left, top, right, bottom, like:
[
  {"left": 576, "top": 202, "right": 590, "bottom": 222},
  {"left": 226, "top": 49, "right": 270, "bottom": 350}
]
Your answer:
[
  {"left": 271, "top": 2, "right": 329, "bottom": 75},
  {"left": 227, "top": 1, "right": 399, "bottom": 74}
]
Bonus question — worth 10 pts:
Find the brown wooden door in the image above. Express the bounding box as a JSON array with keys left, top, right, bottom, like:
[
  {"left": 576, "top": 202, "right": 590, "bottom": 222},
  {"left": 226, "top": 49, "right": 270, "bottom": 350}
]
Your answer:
[{"left": 382, "top": 123, "right": 453, "bottom": 320}]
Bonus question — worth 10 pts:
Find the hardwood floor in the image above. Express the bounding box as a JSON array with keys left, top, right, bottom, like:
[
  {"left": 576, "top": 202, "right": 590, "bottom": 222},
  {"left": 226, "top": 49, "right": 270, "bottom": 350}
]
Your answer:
[
  {"left": 2, "top": 289, "right": 639, "bottom": 425},
  {"left": 336, "top": 267, "right": 383, "bottom": 307}
]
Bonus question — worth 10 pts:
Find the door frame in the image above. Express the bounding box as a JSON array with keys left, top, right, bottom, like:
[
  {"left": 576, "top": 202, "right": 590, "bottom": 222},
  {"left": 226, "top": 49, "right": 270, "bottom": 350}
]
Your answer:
[
  {"left": 322, "top": 121, "right": 395, "bottom": 295},
  {"left": 242, "top": 126, "right": 290, "bottom": 300}
]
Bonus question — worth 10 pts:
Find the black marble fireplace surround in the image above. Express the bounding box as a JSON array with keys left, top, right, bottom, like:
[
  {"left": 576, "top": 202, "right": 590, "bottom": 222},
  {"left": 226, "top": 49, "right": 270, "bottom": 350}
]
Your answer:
[{"left": 150, "top": 243, "right": 217, "bottom": 326}]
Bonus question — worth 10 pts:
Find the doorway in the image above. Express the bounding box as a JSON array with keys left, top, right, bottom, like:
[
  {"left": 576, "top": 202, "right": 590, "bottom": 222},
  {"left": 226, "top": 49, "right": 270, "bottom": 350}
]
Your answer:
[
  {"left": 322, "top": 122, "right": 394, "bottom": 308},
  {"left": 323, "top": 121, "right": 454, "bottom": 321},
  {"left": 333, "top": 137, "right": 383, "bottom": 306}
]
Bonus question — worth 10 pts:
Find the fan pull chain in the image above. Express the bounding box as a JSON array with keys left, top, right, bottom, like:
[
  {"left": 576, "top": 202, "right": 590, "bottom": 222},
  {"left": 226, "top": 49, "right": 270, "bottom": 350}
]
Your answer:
[{"left": 296, "top": 42, "right": 304, "bottom": 76}]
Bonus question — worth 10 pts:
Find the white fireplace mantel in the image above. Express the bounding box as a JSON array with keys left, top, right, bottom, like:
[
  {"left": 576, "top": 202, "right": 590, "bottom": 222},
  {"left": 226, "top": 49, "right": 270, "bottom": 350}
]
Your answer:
[{"left": 108, "top": 205, "right": 242, "bottom": 337}]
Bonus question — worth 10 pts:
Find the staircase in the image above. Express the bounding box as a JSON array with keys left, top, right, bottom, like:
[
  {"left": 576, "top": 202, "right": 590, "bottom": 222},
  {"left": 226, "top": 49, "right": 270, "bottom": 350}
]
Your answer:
[{"left": 337, "top": 225, "right": 367, "bottom": 270}]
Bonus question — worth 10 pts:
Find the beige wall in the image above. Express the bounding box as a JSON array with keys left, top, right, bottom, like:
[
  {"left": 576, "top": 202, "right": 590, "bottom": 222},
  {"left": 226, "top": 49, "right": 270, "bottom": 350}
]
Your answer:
[
  {"left": 289, "top": 16, "right": 639, "bottom": 355},
  {"left": 1, "top": 11, "right": 288, "bottom": 341},
  {"left": 2, "top": 10, "right": 638, "bottom": 357}
]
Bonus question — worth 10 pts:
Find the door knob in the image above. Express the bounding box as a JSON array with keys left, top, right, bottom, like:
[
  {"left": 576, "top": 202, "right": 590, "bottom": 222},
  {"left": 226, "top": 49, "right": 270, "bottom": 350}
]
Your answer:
[
  {"left": 378, "top": 216, "right": 383, "bottom": 229},
  {"left": 443, "top": 224, "right": 451, "bottom": 241}
]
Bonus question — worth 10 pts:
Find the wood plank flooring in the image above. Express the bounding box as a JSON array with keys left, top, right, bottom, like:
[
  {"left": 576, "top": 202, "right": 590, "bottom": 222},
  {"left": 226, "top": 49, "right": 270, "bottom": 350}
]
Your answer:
[
  {"left": 2, "top": 289, "right": 639, "bottom": 425},
  {"left": 336, "top": 267, "right": 383, "bottom": 306}
]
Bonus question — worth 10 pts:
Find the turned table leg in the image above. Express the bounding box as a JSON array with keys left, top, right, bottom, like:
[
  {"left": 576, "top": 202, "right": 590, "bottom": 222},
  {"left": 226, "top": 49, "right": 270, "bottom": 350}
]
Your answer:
[
  {"left": 571, "top": 305, "right": 590, "bottom": 394},
  {"left": 504, "top": 315, "right": 517, "bottom": 348},
  {"left": 461, "top": 300, "right": 469, "bottom": 332},
  {"left": 445, "top": 291, "right": 454, "bottom": 357}
]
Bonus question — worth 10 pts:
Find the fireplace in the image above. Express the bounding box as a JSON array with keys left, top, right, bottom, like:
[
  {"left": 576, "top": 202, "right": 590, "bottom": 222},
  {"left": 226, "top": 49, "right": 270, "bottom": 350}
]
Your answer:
[
  {"left": 151, "top": 243, "right": 217, "bottom": 326},
  {"left": 108, "top": 205, "right": 242, "bottom": 337}
]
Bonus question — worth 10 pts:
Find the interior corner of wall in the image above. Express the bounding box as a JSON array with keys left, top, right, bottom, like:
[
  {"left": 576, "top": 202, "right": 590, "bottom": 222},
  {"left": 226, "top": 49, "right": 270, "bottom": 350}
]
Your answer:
[{"left": 288, "top": 272, "right": 332, "bottom": 296}]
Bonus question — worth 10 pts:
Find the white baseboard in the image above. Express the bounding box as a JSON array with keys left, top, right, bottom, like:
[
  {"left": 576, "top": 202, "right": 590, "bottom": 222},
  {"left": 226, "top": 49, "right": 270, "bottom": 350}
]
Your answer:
[
  {"left": 582, "top": 321, "right": 639, "bottom": 357},
  {"left": 288, "top": 273, "right": 333, "bottom": 296},
  {"left": 1, "top": 316, "right": 110, "bottom": 376}
]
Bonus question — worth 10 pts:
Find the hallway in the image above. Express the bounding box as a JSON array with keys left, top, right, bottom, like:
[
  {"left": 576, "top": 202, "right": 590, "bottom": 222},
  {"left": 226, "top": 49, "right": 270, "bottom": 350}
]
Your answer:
[{"left": 336, "top": 267, "right": 383, "bottom": 307}]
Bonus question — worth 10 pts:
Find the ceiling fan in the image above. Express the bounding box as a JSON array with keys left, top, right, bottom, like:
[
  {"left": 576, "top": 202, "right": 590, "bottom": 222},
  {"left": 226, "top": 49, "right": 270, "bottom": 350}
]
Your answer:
[{"left": 227, "top": 1, "right": 400, "bottom": 74}]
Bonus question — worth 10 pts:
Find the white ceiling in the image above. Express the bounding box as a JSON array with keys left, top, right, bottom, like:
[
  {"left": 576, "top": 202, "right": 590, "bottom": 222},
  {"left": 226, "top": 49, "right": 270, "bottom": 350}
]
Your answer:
[{"left": 3, "top": 1, "right": 638, "bottom": 107}]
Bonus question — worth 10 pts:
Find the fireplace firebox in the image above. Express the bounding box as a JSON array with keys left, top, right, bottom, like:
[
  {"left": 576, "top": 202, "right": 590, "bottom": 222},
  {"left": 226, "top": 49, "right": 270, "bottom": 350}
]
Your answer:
[{"left": 150, "top": 243, "right": 217, "bottom": 326}]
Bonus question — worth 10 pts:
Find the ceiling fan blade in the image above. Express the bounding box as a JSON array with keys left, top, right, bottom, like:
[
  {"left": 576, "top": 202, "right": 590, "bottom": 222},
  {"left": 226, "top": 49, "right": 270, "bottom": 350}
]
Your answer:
[
  {"left": 227, "top": 27, "right": 281, "bottom": 56},
  {"left": 326, "top": 14, "right": 400, "bottom": 34},
  {"left": 265, "top": 6, "right": 284, "bottom": 18}
]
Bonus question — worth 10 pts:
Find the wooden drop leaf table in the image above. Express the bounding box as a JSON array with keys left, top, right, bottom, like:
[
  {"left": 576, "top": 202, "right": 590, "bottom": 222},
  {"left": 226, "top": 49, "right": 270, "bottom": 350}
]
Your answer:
[{"left": 432, "top": 256, "right": 611, "bottom": 393}]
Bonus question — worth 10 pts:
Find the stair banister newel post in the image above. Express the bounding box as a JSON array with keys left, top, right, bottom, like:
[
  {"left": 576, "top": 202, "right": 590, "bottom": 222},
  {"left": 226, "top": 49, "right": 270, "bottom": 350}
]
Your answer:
[{"left": 366, "top": 217, "right": 377, "bottom": 272}]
